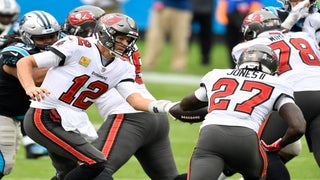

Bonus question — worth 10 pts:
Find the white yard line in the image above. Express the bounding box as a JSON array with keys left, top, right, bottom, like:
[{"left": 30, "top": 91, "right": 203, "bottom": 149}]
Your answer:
[{"left": 142, "top": 72, "right": 201, "bottom": 86}]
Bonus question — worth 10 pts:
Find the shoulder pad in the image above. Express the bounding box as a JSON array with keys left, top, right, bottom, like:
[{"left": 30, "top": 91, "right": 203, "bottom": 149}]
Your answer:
[{"left": 1, "top": 45, "right": 31, "bottom": 67}]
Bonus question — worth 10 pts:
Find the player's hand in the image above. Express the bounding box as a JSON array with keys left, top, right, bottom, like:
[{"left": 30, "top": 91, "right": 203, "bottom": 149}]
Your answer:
[
  {"left": 261, "top": 138, "right": 283, "bottom": 151},
  {"left": 149, "top": 100, "right": 177, "bottom": 113},
  {"left": 25, "top": 86, "right": 50, "bottom": 102},
  {"left": 282, "top": 0, "right": 310, "bottom": 30},
  {"left": 291, "top": 0, "right": 310, "bottom": 19}
]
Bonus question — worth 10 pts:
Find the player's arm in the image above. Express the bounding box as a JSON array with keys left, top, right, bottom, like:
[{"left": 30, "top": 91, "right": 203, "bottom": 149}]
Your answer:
[
  {"left": 117, "top": 81, "right": 174, "bottom": 113},
  {"left": 281, "top": 0, "right": 310, "bottom": 31},
  {"left": 16, "top": 51, "right": 61, "bottom": 101},
  {"left": 16, "top": 55, "right": 48, "bottom": 101},
  {"left": 262, "top": 97, "right": 306, "bottom": 151},
  {"left": 168, "top": 85, "right": 208, "bottom": 123},
  {"left": 277, "top": 102, "right": 306, "bottom": 147}
]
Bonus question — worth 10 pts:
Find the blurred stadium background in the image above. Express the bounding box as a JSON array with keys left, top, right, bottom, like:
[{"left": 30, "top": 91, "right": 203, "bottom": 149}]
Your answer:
[{"left": 16, "top": 0, "right": 280, "bottom": 36}]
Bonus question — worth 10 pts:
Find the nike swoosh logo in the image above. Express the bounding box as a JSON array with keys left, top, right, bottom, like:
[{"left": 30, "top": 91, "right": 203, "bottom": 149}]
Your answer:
[{"left": 10, "top": 52, "right": 18, "bottom": 56}]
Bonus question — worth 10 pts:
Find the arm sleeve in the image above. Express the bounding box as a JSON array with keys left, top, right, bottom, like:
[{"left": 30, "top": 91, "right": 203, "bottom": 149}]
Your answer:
[
  {"left": 33, "top": 51, "right": 62, "bottom": 68},
  {"left": 275, "top": 95, "right": 295, "bottom": 111},
  {"left": 194, "top": 85, "right": 208, "bottom": 102},
  {"left": 116, "top": 81, "right": 139, "bottom": 99}
]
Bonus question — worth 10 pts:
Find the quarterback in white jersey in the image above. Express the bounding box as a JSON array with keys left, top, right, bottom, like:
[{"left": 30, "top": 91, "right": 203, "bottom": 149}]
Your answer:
[
  {"left": 170, "top": 44, "right": 305, "bottom": 180},
  {"left": 16, "top": 13, "right": 174, "bottom": 180},
  {"left": 91, "top": 44, "right": 186, "bottom": 180},
  {"left": 233, "top": 9, "right": 320, "bottom": 180}
]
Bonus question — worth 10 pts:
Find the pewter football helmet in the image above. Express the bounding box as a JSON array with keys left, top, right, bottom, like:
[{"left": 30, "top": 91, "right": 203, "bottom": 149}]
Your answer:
[
  {"left": 238, "top": 44, "right": 279, "bottom": 75},
  {"left": 242, "top": 10, "right": 281, "bottom": 40},
  {"left": 62, "top": 5, "right": 106, "bottom": 37},
  {"left": 94, "top": 13, "right": 139, "bottom": 56}
]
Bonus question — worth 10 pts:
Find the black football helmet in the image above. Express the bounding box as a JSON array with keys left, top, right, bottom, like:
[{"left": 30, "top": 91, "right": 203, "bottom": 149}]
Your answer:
[
  {"left": 94, "top": 13, "right": 139, "bottom": 57},
  {"left": 61, "top": 5, "right": 106, "bottom": 37},
  {"left": 242, "top": 10, "right": 281, "bottom": 41},
  {"left": 238, "top": 44, "right": 279, "bottom": 75}
]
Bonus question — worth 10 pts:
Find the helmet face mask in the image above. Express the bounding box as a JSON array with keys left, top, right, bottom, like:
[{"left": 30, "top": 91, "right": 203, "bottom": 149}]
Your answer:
[
  {"left": 62, "top": 5, "right": 105, "bottom": 37},
  {"left": 242, "top": 10, "right": 281, "bottom": 41},
  {"left": 94, "top": 13, "right": 139, "bottom": 57},
  {"left": 238, "top": 44, "right": 279, "bottom": 75},
  {"left": 19, "top": 10, "right": 60, "bottom": 50}
]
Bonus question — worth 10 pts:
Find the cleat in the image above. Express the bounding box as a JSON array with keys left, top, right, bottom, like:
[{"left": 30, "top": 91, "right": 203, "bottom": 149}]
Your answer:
[{"left": 26, "top": 143, "right": 48, "bottom": 159}]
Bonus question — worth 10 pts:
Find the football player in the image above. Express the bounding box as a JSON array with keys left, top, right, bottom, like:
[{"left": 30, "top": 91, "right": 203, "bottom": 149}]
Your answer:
[
  {"left": 232, "top": 9, "right": 320, "bottom": 180},
  {"left": 50, "top": 7, "right": 187, "bottom": 179},
  {"left": 0, "top": 10, "right": 60, "bottom": 178},
  {"left": 171, "top": 44, "right": 306, "bottom": 179},
  {"left": 16, "top": 13, "right": 175, "bottom": 180}
]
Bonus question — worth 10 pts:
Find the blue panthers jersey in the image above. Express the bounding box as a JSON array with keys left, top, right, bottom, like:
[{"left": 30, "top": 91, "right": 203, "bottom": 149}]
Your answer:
[
  {"left": 0, "top": 42, "right": 39, "bottom": 67},
  {"left": 0, "top": 42, "right": 40, "bottom": 118}
]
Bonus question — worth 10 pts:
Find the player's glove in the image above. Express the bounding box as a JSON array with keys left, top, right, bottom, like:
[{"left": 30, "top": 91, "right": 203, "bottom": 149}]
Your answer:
[
  {"left": 281, "top": 0, "right": 310, "bottom": 30},
  {"left": 169, "top": 102, "right": 207, "bottom": 123},
  {"left": 148, "top": 100, "right": 177, "bottom": 113},
  {"left": 261, "top": 138, "right": 283, "bottom": 151}
]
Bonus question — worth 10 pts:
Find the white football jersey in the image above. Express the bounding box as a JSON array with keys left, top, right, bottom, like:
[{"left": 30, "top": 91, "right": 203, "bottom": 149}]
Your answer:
[
  {"left": 232, "top": 30, "right": 320, "bottom": 91},
  {"left": 30, "top": 35, "right": 136, "bottom": 110},
  {"left": 27, "top": 35, "right": 137, "bottom": 140},
  {"left": 95, "top": 45, "right": 155, "bottom": 119},
  {"left": 197, "top": 69, "right": 294, "bottom": 133}
]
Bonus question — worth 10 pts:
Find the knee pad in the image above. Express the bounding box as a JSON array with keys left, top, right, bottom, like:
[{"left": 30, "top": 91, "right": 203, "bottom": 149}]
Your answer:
[
  {"left": 280, "top": 139, "right": 302, "bottom": 156},
  {"left": 0, "top": 123, "right": 20, "bottom": 175},
  {"left": 0, "top": 152, "right": 14, "bottom": 175}
]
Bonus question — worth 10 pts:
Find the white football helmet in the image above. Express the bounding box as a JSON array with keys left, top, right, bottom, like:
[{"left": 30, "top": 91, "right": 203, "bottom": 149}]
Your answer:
[
  {"left": 19, "top": 10, "right": 60, "bottom": 49},
  {"left": 0, "top": 0, "right": 20, "bottom": 24}
]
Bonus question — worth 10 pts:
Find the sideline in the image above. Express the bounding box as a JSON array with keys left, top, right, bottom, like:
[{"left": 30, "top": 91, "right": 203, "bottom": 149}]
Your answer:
[{"left": 142, "top": 72, "right": 201, "bottom": 86}]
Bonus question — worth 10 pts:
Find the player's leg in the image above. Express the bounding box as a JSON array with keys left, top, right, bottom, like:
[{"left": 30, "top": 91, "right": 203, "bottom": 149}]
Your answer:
[
  {"left": 294, "top": 91, "right": 320, "bottom": 166},
  {"left": 20, "top": 120, "right": 48, "bottom": 159},
  {"left": 24, "top": 108, "right": 110, "bottom": 180},
  {"left": 135, "top": 113, "right": 182, "bottom": 180},
  {"left": 92, "top": 113, "right": 145, "bottom": 179},
  {"left": 222, "top": 126, "right": 266, "bottom": 180},
  {"left": 0, "top": 116, "right": 21, "bottom": 178},
  {"left": 188, "top": 125, "right": 225, "bottom": 179},
  {"left": 307, "top": 116, "right": 320, "bottom": 166}
]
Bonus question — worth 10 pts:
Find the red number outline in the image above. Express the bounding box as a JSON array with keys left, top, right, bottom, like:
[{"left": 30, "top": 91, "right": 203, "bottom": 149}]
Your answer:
[
  {"left": 59, "top": 75, "right": 108, "bottom": 110},
  {"left": 209, "top": 78, "right": 274, "bottom": 115}
]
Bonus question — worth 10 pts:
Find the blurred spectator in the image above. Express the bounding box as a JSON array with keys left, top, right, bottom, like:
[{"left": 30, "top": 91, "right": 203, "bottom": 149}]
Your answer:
[
  {"left": 143, "top": 0, "right": 192, "bottom": 72},
  {"left": 215, "top": 0, "right": 262, "bottom": 68},
  {"left": 81, "top": 0, "right": 126, "bottom": 13},
  {"left": 191, "top": 0, "right": 214, "bottom": 65}
]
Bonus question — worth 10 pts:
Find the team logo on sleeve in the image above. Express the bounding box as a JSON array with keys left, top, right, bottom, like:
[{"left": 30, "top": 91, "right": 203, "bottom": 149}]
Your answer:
[{"left": 79, "top": 56, "right": 91, "bottom": 67}]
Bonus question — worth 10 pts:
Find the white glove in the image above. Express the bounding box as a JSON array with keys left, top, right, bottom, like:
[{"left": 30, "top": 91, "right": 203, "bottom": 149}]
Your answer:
[
  {"left": 282, "top": 0, "right": 310, "bottom": 30},
  {"left": 148, "top": 100, "right": 177, "bottom": 113}
]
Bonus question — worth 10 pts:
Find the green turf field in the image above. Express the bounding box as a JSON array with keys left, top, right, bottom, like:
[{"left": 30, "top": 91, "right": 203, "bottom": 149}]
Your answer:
[{"left": 6, "top": 40, "right": 320, "bottom": 179}]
